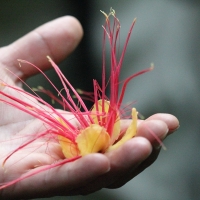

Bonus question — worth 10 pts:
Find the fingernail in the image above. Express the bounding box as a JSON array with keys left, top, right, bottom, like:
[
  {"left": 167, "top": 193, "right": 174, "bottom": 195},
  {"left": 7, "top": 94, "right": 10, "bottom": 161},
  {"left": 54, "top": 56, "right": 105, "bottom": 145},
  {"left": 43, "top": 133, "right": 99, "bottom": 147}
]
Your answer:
[{"left": 169, "top": 125, "right": 180, "bottom": 134}]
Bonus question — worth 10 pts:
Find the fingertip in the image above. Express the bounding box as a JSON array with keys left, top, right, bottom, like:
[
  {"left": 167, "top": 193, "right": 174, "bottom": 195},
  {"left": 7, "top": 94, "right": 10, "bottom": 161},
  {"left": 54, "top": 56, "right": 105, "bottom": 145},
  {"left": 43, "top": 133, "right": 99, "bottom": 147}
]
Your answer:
[
  {"left": 137, "top": 120, "right": 168, "bottom": 147},
  {"left": 128, "top": 137, "right": 153, "bottom": 158},
  {"left": 146, "top": 113, "right": 179, "bottom": 134},
  {"left": 80, "top": 154, "right": 110, "bottom": 173},
  {"left": 107, "top": 137, "right": 152, "bottom": 168},
  {"left": 34, "top": 15, "right": 84, "bottom": 63},
  {"left": 50, "top": 16, "right": 84, "bottom": 54},
  {"left": 62, "top": 16, "right": 84, "bottom": 45}
]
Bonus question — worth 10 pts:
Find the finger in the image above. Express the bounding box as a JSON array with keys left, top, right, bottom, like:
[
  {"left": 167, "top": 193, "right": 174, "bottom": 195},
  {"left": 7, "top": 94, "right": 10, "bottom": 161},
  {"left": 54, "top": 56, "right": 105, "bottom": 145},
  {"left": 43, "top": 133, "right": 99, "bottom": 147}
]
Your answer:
[
  {"left": 108, "top": 114, "right": 180, "bottom": 188},
  {"left": 71, "top": 137, "right": 152, "bottom": 195},
  {"left": 106, "top": 119, "right": 168, "bottom": 189},
  {"left": 146, "top": 113, "right": 179, "bottom": 134},
  {"left": 1, "top": 154, "right": 109, "bottom": 199},
  {"left": 0, "top": 16, "right": 83, "bottom": 80},
  {"left": 107, "top": 118, "right": 171, "bottom": 188},
  {"left": 107, "top": 148, "right": 160, "bottom": 189},
  {"left": 121, "top": 113, "right": 179, "bottom": 134},
  {"left": 137, "top": 119, "right": 168, "bottom": 148}
]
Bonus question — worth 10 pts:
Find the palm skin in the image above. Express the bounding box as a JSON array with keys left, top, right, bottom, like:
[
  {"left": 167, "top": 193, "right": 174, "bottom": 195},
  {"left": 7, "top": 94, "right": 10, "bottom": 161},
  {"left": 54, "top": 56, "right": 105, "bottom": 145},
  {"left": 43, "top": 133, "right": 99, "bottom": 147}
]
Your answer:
[{"left": 0, "top": 16, "right": 179, "bottom": 199}]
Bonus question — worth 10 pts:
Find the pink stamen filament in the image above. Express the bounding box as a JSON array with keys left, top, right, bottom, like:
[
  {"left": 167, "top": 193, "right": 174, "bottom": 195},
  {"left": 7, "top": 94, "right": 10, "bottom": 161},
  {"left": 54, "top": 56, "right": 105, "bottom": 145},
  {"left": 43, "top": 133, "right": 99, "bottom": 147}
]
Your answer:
[{"left": 117, "top": 66, "right": 153, "bottom": 108}]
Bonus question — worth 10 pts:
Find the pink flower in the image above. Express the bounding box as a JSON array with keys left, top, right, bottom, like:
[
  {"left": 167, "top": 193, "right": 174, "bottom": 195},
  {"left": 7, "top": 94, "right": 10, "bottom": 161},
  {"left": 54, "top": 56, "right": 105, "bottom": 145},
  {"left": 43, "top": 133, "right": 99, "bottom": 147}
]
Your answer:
[{"left": 0, "top": 8, "right": 152, "bottom": 189}]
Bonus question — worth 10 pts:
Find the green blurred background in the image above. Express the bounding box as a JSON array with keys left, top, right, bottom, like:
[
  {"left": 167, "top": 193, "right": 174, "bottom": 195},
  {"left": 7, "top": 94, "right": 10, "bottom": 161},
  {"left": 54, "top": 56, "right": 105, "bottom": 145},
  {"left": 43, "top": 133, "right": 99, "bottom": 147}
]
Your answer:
[{"left": 1, "top": 1, "right": 200, "bottom": 199}]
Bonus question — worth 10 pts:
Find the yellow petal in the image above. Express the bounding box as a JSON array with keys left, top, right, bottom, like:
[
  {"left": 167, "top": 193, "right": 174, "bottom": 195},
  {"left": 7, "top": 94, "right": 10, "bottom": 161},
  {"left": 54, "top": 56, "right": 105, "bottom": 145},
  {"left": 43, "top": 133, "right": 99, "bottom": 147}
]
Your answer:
[
  {"left": 58, "top": 135, "right": 80, "bottom": 158},
  {"left": 76, "top": 124, "right": 110, "bottom": 156},
  {"left": 57, "top": 117, "right": 80, "bottom": 158},
  {"left": 91, "top": 100, "right": 120, "bottom": 144},
  {"left": 91, "top": 100, "right": 110, "bottom": 124},
  {"left": 106, "top": 108, "right": 137, "bottom": 152}
]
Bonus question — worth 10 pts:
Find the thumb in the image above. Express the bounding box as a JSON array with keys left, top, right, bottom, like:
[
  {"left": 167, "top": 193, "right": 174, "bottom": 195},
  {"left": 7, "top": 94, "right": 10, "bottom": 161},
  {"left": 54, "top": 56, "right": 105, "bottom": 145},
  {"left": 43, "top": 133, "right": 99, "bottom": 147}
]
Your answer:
[{"left": 0, "top": 16, "right": 83, "bottom": 80}]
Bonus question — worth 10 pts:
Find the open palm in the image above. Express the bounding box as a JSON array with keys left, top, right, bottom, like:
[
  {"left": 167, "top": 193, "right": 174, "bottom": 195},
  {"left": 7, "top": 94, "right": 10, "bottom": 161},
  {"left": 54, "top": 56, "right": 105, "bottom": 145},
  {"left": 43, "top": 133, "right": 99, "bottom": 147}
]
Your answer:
[{"left": 0, "top": 16, "right": 179, "bottom": 200}]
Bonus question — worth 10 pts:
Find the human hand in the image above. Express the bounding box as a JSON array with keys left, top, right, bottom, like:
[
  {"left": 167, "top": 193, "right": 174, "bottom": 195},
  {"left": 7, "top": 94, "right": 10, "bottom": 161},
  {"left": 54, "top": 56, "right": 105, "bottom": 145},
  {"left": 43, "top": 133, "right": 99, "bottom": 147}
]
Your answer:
[{"left": 0, "top": 16, "right": 179, "bottom": 199}]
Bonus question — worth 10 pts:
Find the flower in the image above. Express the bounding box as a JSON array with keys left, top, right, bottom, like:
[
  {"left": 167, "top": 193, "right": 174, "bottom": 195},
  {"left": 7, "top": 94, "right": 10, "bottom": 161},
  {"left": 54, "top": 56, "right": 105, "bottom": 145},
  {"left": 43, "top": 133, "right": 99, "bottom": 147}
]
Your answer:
[
  {"left": 44, "top": 8, "right": 151, "bottom": 158},
  {"left": 0, "top": 8, "right": 152, "bottom": 189}
]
